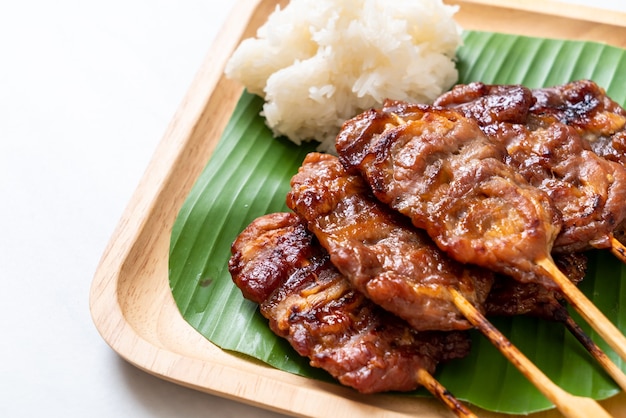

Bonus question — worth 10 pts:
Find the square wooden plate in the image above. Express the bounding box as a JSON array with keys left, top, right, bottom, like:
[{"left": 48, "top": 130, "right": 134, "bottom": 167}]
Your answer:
[{"left": 90, "top": 1, "right": 626, "bottom": 416}]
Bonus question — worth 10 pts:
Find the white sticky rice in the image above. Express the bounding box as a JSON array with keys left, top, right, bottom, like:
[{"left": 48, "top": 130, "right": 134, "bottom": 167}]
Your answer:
[{"left": 224, "top": 0, "right": 462, "bottom": 154}]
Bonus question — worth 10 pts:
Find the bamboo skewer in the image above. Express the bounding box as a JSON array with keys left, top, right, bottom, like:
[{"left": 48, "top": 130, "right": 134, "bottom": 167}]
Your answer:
[
  {"left": 416, "top": 369, "right": 477, "bottom": 418},
  {"left": 449, "top": 289, "right": 613, "bottom": 418},
  {"left": 555, "top": 308, "right": 626, "bottom": 392},
  {"left": 610, "top": 236, "right": 626, "bottom": 264},
  {"left": 537, "top": 257, "right": 626, "bottom": 363}
]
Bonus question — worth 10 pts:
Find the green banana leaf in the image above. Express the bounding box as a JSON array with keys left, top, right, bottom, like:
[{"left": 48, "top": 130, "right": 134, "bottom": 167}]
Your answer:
[{"left": 169, "top": 31, "right": 626, "bottom": 414}]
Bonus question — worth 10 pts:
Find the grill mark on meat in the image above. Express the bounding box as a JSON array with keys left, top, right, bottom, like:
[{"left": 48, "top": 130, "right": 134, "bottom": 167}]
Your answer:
[
  {"left": 532, "top": 79, "right": 626, "bottom": 165},
  {"left": 532, "top": 80, "right": 626, "bottom": 245},
  {"left": 228, "top": 212, "right": 470, "bottom": 394},
  {"left": 336, "top": 103, "right": 561, "bottom": 288},
  {"left": 434, "top": 81, "right": 626, "bottom": 253},
  {"left": 287, "top": 152, "right": 494, "bottom": 331}
]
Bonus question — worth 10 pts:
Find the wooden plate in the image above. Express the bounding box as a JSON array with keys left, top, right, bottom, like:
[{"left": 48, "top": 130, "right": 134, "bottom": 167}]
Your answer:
[{"left": 89, "top": 0, "right": 626, "bottom": 416}]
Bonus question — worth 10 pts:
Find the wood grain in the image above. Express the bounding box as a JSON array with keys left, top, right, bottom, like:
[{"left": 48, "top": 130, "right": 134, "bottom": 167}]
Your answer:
[
  {"left": 89, "top": 0, "right": 626, "bottom": 416},
  {"left": 450, "top": 0, "right": 626, "bottom": 48}
]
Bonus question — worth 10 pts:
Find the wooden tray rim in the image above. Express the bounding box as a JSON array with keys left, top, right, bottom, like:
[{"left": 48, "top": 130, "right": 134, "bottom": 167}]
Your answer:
[{"left": 89, "top": 1, "right": 626, "bottom": 416}]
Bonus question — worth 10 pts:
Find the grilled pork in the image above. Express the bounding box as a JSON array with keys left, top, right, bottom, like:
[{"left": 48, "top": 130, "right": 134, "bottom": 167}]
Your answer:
[{"left": 228, "top": 212, "right": 471, "bottom": 394}]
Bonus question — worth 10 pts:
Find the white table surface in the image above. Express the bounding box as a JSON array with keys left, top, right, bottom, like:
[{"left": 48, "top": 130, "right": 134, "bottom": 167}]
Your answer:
[{"left": 1, "top": 1, "right": 625, "bottom": 417}]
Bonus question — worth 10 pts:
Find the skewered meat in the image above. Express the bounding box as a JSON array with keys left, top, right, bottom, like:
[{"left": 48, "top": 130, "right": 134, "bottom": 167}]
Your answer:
[
  {"left": 485, "top": 252, "right": 587, "bottom": 319},
  {"left": 434, "top": 81, "right": 626, "bottom": 253},
  {"left": 287, "top": 152, "right": 494, "bottom": 331},
  {"left": 532, "top": 80, "right": 626, "bottom": 245},
  {"left": 335, "top": 97, "right": 626, "bottom": 370},
  {"left": 228, "top": 212, "right": 471, "bottom": 394},
  {"left": 335, "top": 103, "right": 561, "bottom": 288},
  {"left": 433, "top": 82, "right": 534, "bottom": 127},
  {"left": 434, "top": 79, "right": 626, "bottom": 159},
  {"left": 532, "top": 79, "right": 626, "bottom": 166}
]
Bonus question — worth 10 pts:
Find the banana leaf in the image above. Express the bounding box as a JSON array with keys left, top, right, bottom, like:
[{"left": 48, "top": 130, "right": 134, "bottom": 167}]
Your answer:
[{"left": 169, "top": 31, "right": 626, "bottom": 414}]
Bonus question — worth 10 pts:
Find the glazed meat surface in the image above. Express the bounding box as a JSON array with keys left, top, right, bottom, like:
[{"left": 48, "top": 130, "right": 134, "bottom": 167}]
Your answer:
[
  {"left": 434, "top": 81, "right": 626, "bottom": 252},
  {"left": 433, "top": 82, "right": 534, "bottom": 127},
  {"left": 533, "top": 80, "right": 626, "bottom": 246},
  {"left": 287, "top": 152, "right": 494, "bottom": 331},
  {"left": 532, "top": 79, "right": 626, "bottom": 166},
  {"left": 229, "top": 211, "right": 314, "bottom": 303},
  {"left": 336, "top": 103, "right": 561, "bottom": 288},
  {"left": 228, "top": 212, "right": 471, "bottom": 394}
]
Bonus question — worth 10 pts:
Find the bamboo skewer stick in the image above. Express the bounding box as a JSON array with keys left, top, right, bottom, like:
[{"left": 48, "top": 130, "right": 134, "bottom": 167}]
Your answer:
[
  {"left": 610, "top": 236, "right": 626, "bottom": 264},
  {"left": 416, "top": 369, "right": 477, "bottom": 418},
  {"left": 449, "top": 289, "right": 613, "bottom": 418},
  {"left": 555, "top": 308, "right": 626, "bottom": 392},
  {"left": 537, "top": 257, "right": 626, "bottom": 363}
]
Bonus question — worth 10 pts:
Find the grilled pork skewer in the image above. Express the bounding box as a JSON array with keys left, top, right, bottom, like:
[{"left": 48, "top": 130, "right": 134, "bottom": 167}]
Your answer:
[
  {"left": 433, "top": 81, "right": 626, "bottom": 255},
  {"left": 228, "top": 212, "right": 475, "bottom": 417},
  {"left": 337, "top": 104, "right": 560, "bottom": 288},
  {"left": 531, "top": 79, "right": 626, "bottom": 262},
  {"left": 287, "top": 153, "right": 610, "bottom": 417},
  {"left": 531, "top": 80, "right": 626, "bottom": 167},
  {"left": 335, "top": 103, "right": 626, "bottom": 367},
  {"left": 286, "top": 154, "right": 495, "bottom": 332},
  {"left": 433, "top": 81, "right": 626, "bottom": 378}
]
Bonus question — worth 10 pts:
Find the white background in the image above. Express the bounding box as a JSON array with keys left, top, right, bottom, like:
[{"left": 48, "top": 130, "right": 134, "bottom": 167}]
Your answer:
[{"left": 1, "top": 1, "right": 624, "bottom": 417}]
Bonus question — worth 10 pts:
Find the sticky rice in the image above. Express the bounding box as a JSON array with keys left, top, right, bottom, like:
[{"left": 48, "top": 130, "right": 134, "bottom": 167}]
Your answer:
[{"left": 225, "top": 0, "right": 462, "bottom": 154}]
